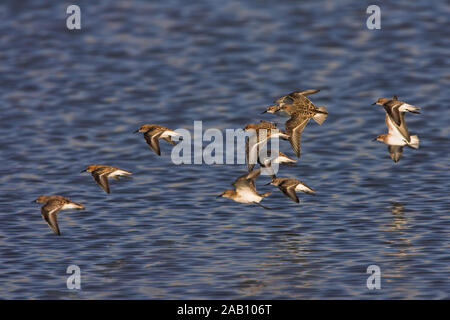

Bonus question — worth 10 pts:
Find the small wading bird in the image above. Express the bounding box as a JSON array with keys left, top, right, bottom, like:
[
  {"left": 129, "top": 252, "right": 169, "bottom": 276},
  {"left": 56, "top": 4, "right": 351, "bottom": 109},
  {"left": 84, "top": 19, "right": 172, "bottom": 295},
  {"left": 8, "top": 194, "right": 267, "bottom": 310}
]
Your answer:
[
  {"left": 243, "top": 120, "right": 278, "bottom": 131},
  {"left": 262, "top": 90, "right": 328, "bottom": 158},
  {"left": 262, "top": 89, "right": 327, "bottom": 119},
  {"left": 134, "top": 124, "right": 181, "bottom": 156},
  {"left": 217, "top": 168, "right": 271, "bottom": 209},
  {"left": 266, "top": 177, "right": 315, "bottom": 203},
  {"left": 273, "top": 89, "right": 321, "bottom": 105},
  {"left": 244, "top": 125, "right": 290, "bottom": 172},
  {"left": 81, "top": 165, "right": 132, "bottom": 194},
  {"left": 372, "top": 96, "right": 420, "bottom": 162},
  {"left": 33, "top": 195, "right": 84, "bottom": 236},
  {"left": 258, "top": 150, "right": 297, "bottom": 178}
]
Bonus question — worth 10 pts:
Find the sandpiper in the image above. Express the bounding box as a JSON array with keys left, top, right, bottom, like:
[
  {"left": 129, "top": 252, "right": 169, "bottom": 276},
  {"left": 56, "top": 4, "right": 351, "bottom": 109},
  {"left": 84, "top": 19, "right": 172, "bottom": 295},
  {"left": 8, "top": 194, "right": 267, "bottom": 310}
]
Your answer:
[
  {"left": 81, "top": 165, "right": 132, "bottom": 194},
  {"left": 245, "top": 127, "right": 290, "bottom": 171},
  {"left": 373, "top": 96, "right": 420, "bottom": 142},
  {"left": 263, "top": 90, "right": 327, "bottom": 157},
  {"left": 372, "top": 96, "right": 421, "bottom": 117},
  {"left": 284, "top": 104, "right": 328, "bottom": 158},
  {"left": 262, "top": 89, "right": 327, "bottom": 121},
  {"left": 243, "top": 120, "right": 278, "bottom": 132},
  {"left": 217, "top": 169, "right": 271, "bottom": 207},
  {"left": 373, "top": 96, "right": 420, "bottom": 162},
  {"left": 258, "top": 151, "right": 297, "bottom": 177},
  {"left": 33, "top": 195, "right": 84, "bottom": 236},
  {"left": 374, "top": 117, "right": 419, "bottom": 163},
  {"left": 266, "top": 177, "right": 315, "bottom": 203},
  {"left": 259, "top": 150, "right": 296, "bottom": 167},
  {"left": 134, "top": 124, "right": 180, "bottom": 156}
]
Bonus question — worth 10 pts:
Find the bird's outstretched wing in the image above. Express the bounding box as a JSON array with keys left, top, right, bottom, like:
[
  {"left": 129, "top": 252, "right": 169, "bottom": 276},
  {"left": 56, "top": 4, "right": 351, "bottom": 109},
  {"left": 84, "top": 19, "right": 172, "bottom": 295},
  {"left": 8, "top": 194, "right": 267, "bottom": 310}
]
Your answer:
[
  {"left": 279, "top": 183, "right": 299, "bottom": 203},
  {"left": 298, "top": 89, "right": 320, "bottom": 96},
  {"left": 41, "top": 200, "right": 63, "bottom": 235},
  {"left": 274, "top": 89, "right": 319, "bottom": 105},
  {"left": 383, "top": 101, "right": 403, "bottom": 127},
  {"left": 246, "top": 132, "right": 275, "bottom": 171},
  {"left": 144, "top": 130, "right": 164, "bottom": 156},
  {"left": 245, "top": 138, "right": 256, "bottom": 172},
  {"left": 388, "top": 145, "right": 403, "bottom": 163},
  {"left": 285, "top": 115, "right": 310, "bottom": 158},
  {"left": 92, "top": 168, "right": 110, "bottom": 194},
  {"left": 233, "top": 169, "right": 261, "bottom": 193},
  {"left": 384, "top": 112, "right": 410, "bottom": 142}
]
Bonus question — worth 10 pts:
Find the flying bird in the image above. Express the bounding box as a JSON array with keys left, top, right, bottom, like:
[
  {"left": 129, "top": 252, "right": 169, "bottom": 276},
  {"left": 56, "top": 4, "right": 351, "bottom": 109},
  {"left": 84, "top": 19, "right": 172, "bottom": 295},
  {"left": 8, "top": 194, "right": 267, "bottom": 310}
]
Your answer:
[
  {"left": 258, "top": 150, "right": 297, "bottom": 178},
  {"left": 244, "top": 126, "right": 289, "bottom": 172},
  {"left": 217, "top": 169, "right": 271, "bottom": 208},
  {"left": 33, "top": 195, "right": 84, "bottom": 236},
  {"left": 266, "top": 177, "right": 315, "bottom": 203},
  {"left": 81, "top": 165, "right": 132, "bottom": 194},
  {"left": 373, "top": 96, "right": 420, "bottom": 162},
  {"left": 262, "top": 89, "right": 325, "bottom": 117},
  {"left": 262, "top": 90, "right": 328, "bottom": 157},
  {"left": 134, "top": 124, "right": 181, "bottom": 156}
]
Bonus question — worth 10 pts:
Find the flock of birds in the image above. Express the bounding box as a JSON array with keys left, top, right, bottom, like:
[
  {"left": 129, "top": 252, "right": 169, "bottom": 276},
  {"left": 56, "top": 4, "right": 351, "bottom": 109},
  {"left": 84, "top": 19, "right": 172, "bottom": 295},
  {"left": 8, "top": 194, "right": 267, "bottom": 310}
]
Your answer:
[
  {"left": 33, "top": 90, "right": 421, "bottom": 235},
  {"left": 373, "top": 96, "right": 421, "bottom": 162},
  {"left": 218, "top": 89, "right": 327, "bottom": 208}
]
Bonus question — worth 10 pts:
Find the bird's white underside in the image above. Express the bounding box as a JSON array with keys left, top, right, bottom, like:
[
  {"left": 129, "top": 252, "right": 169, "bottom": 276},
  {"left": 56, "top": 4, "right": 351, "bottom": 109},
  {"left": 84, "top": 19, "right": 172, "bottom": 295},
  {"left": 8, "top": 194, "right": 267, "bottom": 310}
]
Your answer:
[
  {"left": 62, "top": 203, "right": 81, "bottom": 210},
  {"left": 234, "top": 189, "right": 263, "bottom": 203},
  {"left": 108, "top": 170, "right": 132, "bottom": 177},
  {"left": 385, "top": 116, "right": 409, "bottom": 146},
  {"left": 295, "top": 183, "right": 314, "bottom": 193},
  {"left": 160, "top": 130, "right": 180, "bottom": 138}
]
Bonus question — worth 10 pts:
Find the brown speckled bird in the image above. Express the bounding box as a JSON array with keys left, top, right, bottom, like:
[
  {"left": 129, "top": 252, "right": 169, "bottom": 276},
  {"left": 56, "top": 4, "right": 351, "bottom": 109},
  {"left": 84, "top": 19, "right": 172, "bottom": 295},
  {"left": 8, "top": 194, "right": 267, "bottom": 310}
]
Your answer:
[
  {"left": 266, "top": 177, "right": 315, "bottom": 203},
  {"left": 134, "top": 124, "right": 181, "bottom": 156},
  {"left": 81, "top": 165, "right": 132, "bottom": 194},
  {"left": 33, "top": 195, "right": 84, "bottom": 236}
]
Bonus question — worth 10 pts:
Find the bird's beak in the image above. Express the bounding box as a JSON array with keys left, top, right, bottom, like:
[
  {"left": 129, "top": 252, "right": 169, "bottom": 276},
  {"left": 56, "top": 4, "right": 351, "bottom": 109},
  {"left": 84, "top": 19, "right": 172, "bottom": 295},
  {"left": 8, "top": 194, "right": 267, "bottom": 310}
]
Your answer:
[
  {"left": 31, "top": 200, "right": 36, "bottom": 203},
  {"left": 133, "top": 129, "right": 139, "bottom": 133},
  {"left": 372, "top": 138, "right": 377, "bottom": 141},
  {"left": 216, "top": 194, "right": 223, "bottom": 198},
  {"left": 371, "top": 102, "right": 377, "bottom": 105},
  {"left": 264, "top": 182, "right": 271, "bottom": 186},
  {"left": 261, "top": 110, "right": 267, "bottom": 114},
  {"left": 80, "top": 169, "right": 86, "bottom": 173}
]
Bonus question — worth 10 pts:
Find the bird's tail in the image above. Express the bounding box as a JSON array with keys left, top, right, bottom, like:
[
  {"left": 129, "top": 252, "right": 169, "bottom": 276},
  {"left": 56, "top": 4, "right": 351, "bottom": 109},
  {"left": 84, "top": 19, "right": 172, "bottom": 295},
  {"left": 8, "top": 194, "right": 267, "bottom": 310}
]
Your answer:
[
  {"left": 164, "top": 136, "right": 183, "bottom": 146},
  {"left": 65, "top": 202, "right": 84, "bottom": 210},
  {"left": 408, "top": 135, "right": 420, "bottom": 149},
  {"left": 400, "top": 103, "right": 420, "bottom": 114},
  {"left": 297, "top": 183, "right": 316, "bottom": 194},
  {"left": 313, "top": 106, "right": 328, "bottom": 125}
]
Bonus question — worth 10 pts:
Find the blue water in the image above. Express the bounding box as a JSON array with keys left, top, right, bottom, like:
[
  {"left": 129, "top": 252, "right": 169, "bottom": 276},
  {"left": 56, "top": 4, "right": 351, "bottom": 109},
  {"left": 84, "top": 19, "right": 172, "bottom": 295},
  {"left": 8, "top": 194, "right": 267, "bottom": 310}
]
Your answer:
[{"left": 0, "top": 0, "right": 449, "bottom": 299}]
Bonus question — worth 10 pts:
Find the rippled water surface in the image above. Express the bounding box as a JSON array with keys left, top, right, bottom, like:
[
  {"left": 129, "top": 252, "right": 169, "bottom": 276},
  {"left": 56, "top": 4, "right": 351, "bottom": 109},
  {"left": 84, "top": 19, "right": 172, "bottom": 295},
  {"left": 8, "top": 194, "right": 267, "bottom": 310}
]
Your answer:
[{"left": 0, "top": 0, "right": 449, "bottom": 299}]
